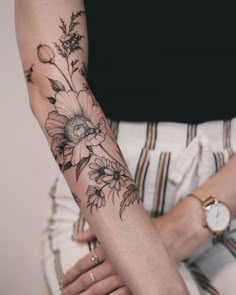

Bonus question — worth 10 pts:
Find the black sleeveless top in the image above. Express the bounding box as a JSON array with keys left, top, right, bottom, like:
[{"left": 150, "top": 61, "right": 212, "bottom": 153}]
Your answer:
[{"left": 85, "top": 0, "right": 236, "bottom": 123}]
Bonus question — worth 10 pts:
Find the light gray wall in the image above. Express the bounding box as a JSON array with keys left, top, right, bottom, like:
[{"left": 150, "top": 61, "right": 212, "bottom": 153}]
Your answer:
[{"left": 0, "top": 1, "right": 58, "bottom": 294}]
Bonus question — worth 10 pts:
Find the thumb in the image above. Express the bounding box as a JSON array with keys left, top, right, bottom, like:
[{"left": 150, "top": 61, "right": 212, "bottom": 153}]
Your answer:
[{"left": 75, "top": 227, "right": 96, "bottom": 243}]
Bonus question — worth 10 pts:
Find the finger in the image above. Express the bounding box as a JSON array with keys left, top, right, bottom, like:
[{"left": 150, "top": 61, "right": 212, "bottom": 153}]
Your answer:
[
  {"left": 62, "top": 260, "right": 116, "bottom": 294},
  {"left": 62, "top": 246, "right": 105, "bottom": 287},
  {"left": 75, "top": 227, "right": 96, "bottom": 243},
  {"left": 108, "top": 286, "right": 132, "bottom": 295},
  {"left": 79, "top": 274, "right": 125, "bottom": 295}
]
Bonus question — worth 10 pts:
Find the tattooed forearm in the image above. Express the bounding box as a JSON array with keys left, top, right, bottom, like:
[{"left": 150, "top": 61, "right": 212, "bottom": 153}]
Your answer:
[{"left": 27, "top": 11, "right": 140, "bottom": 220}]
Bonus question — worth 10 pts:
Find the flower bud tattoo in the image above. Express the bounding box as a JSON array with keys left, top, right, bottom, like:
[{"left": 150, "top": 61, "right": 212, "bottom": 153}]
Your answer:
[
  {"left": 37, "top": 44, "right": 55, "bottom": 64},
  {"left": 25, "top": 11, "right": 140, "bottom": 220}
]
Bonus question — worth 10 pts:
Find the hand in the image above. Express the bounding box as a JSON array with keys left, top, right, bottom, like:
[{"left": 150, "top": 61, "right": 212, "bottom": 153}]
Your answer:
[
  {"left": 62, "top": 196, "right": 209, "bottom": 294},
  {"left": 61, "top": 240, "right": 132, "bottom": 295}
]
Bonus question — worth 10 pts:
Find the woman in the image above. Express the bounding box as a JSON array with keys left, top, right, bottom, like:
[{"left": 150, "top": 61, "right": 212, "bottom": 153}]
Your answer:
[{"left": 15, "top": 0, "right": 236, "bottom": 294}]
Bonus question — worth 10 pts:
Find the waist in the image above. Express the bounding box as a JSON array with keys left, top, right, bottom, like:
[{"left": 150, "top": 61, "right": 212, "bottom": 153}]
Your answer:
[
  {"left": 109, "top": 117, "right": 236, "bottom": 152},
  {"left": 88, "top": 64, "right": 236, "bottom": 123}
]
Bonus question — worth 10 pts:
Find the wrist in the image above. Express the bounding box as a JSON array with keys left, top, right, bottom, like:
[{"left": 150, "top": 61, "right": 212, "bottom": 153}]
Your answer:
[
  {"left": 198, "top": 154, "right": 236, "bottom": 217},
  {"left": 176, "top": 197, "right": 212, "bottom": 251},
  {"left": 190, "top": 187, "right": 232, "bottom": 236},
  {"left": 184, "top": 196, "right": 212, "bottom": 239},
  {"left": 152, "top": 196, "right": 211, "bottom": 261}
]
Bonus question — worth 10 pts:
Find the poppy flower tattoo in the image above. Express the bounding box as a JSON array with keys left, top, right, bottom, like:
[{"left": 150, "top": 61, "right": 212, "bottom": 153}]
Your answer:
[
  {"left": 26, "top": 11, "right": 140, "bottom": 219},
  {"left": 45, "top": 90, "right": 106, "bottom": 167}
]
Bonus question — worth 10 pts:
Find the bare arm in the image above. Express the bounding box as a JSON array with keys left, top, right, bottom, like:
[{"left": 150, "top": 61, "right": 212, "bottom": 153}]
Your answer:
[
  {"left": 15, "top": 1, "right": 188, "bottom": 294},
  {"left": 75, "top": 154, "right": 236, "bottom": 264},
  {"left": 153, "top": 153, "right": 236, "bottom": 262},
  {"left": 63, "top": 152, "right": 236, "bottom": 293}
]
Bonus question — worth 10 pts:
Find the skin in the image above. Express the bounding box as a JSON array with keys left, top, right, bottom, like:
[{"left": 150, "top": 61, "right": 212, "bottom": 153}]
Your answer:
[
  {"left": 15, "top": 0, "right": 189, "bottom": 294},
  {"left": 15, "top": 0, "right": 236, "bottom": 293},
  {"left": 62, "top": 154, "right": 236, "bottom": 294}
]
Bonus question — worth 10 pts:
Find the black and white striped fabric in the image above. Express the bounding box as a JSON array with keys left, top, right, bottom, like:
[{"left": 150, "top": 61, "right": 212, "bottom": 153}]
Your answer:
[{"left": 41, "top": 118, "right": 236, "bottom": 295}]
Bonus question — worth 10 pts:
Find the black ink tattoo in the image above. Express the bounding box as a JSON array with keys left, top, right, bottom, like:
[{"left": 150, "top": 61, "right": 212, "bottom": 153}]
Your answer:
[
  {"left": 120, "top": 184, "right": 140, "bottom": 220},
  {"left": 32, "top": 11, "right": 140, "bottom": 219},
  {"left": 24, "top": 64, "right": 34, "bottom": 83},
  {"left": 72, "top": 192, "right": 81, "bottom": 206},
  {"left": 53, "top": 10, "right": 85, "bottom": 90},
  {"left": 79, "top": 62, "right": 88, "bottom": 78}
]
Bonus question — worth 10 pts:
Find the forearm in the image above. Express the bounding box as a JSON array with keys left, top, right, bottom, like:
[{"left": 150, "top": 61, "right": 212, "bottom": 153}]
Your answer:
[
  {"left": 15, "top": 1, "right": 188, "bottom": 294},
  {"left": 154, "top": 154, "right": 236, "bottom": 262}
]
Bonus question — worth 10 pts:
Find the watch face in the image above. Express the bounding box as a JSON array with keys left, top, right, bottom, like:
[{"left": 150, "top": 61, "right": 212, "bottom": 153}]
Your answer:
[{"left": 205, "top": 202, "right": 231, "bottom": 232}]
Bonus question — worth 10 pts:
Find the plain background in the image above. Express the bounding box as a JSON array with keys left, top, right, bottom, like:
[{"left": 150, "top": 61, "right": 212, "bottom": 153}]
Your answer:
[{"left": 1, "top": 1, "right": 58, "bottom": 294}]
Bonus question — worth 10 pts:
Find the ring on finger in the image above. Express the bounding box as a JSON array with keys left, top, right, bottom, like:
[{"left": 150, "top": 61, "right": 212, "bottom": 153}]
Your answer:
[
  {"left": 91, "top": 249, "right": 100, "bottom": 265},
  {"left": 89, "top": 271, "right": 96, "bottom": 283}
]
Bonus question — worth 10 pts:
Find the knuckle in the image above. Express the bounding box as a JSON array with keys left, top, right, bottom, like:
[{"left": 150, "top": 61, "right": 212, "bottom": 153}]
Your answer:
[
  {"left": 78, "top": 273, "right": 88, "bottom": 289},
  {"left": 63, "top": 263, "right": 81, "bottom": 286},
  {"left": 76, "top": 258, "right": 86, "bottom": 273},
  {"left": 64, "top": 268, "right": 76, "bottom": 282}
]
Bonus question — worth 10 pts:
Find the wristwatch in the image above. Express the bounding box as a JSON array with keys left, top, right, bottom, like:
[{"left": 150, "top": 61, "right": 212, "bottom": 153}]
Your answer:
[{"left": 190, "top": 188, "right": 231, "bottom": 235}]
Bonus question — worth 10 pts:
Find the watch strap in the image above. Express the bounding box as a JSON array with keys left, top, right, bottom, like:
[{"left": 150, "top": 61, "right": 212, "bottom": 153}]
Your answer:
[
  {"left": 190, "top": 188, "right": 231, "bottom": 235},
  {"left": 190, "top": 188, "right": 216, "bottom": 207}
]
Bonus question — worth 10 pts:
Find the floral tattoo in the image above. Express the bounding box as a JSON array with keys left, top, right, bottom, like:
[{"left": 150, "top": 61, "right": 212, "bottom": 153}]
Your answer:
[{"left": 26, "top": 11, "right": 140, "bottom": 219}]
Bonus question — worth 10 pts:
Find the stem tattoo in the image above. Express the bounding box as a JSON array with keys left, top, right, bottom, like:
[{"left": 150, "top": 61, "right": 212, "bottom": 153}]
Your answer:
[{"left": 24, "top": 11, "right": 140, "bottom": 220}]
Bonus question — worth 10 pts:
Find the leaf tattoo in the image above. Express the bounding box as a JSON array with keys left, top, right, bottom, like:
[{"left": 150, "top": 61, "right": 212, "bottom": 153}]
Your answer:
[
  {"left": 47, "top": 77, "right": 65, "bottom": 92},
  {"left": 47, "top": 96, "right": 56, "bottom": 105},
  {"left": 59, "top": 18, "right": 67, "bottom": 34},
  {"left": 120, "top": 184, "right": 140, "bottom": 220},
  {"left": 72, "top": 192, "right": 81, "bottom": 206},
  {"left": 76, "top": 156, "right": 91, "bottom": 181},
  {"left": 32, "top": 11, "right": 140, "bottom": 220},
  {"left": 24, "top": 64, "right": 34, "bottom": 83},
  {"left": 79, "top": 62, "right": 88, "bottom": 78}
]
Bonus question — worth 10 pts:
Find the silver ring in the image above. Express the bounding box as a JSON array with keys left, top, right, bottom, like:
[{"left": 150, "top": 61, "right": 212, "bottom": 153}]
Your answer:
[
  {"left": 91, "top": 249, "right": 100, "bottom": 264},
  {"left": 89, "top": 271, "right": 96, "bottom": 283}
]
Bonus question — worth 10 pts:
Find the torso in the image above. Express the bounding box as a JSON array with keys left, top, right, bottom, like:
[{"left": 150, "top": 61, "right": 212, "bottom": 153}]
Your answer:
[{"left": 85, "top": 0, "right": 236, "bottom": 123}]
